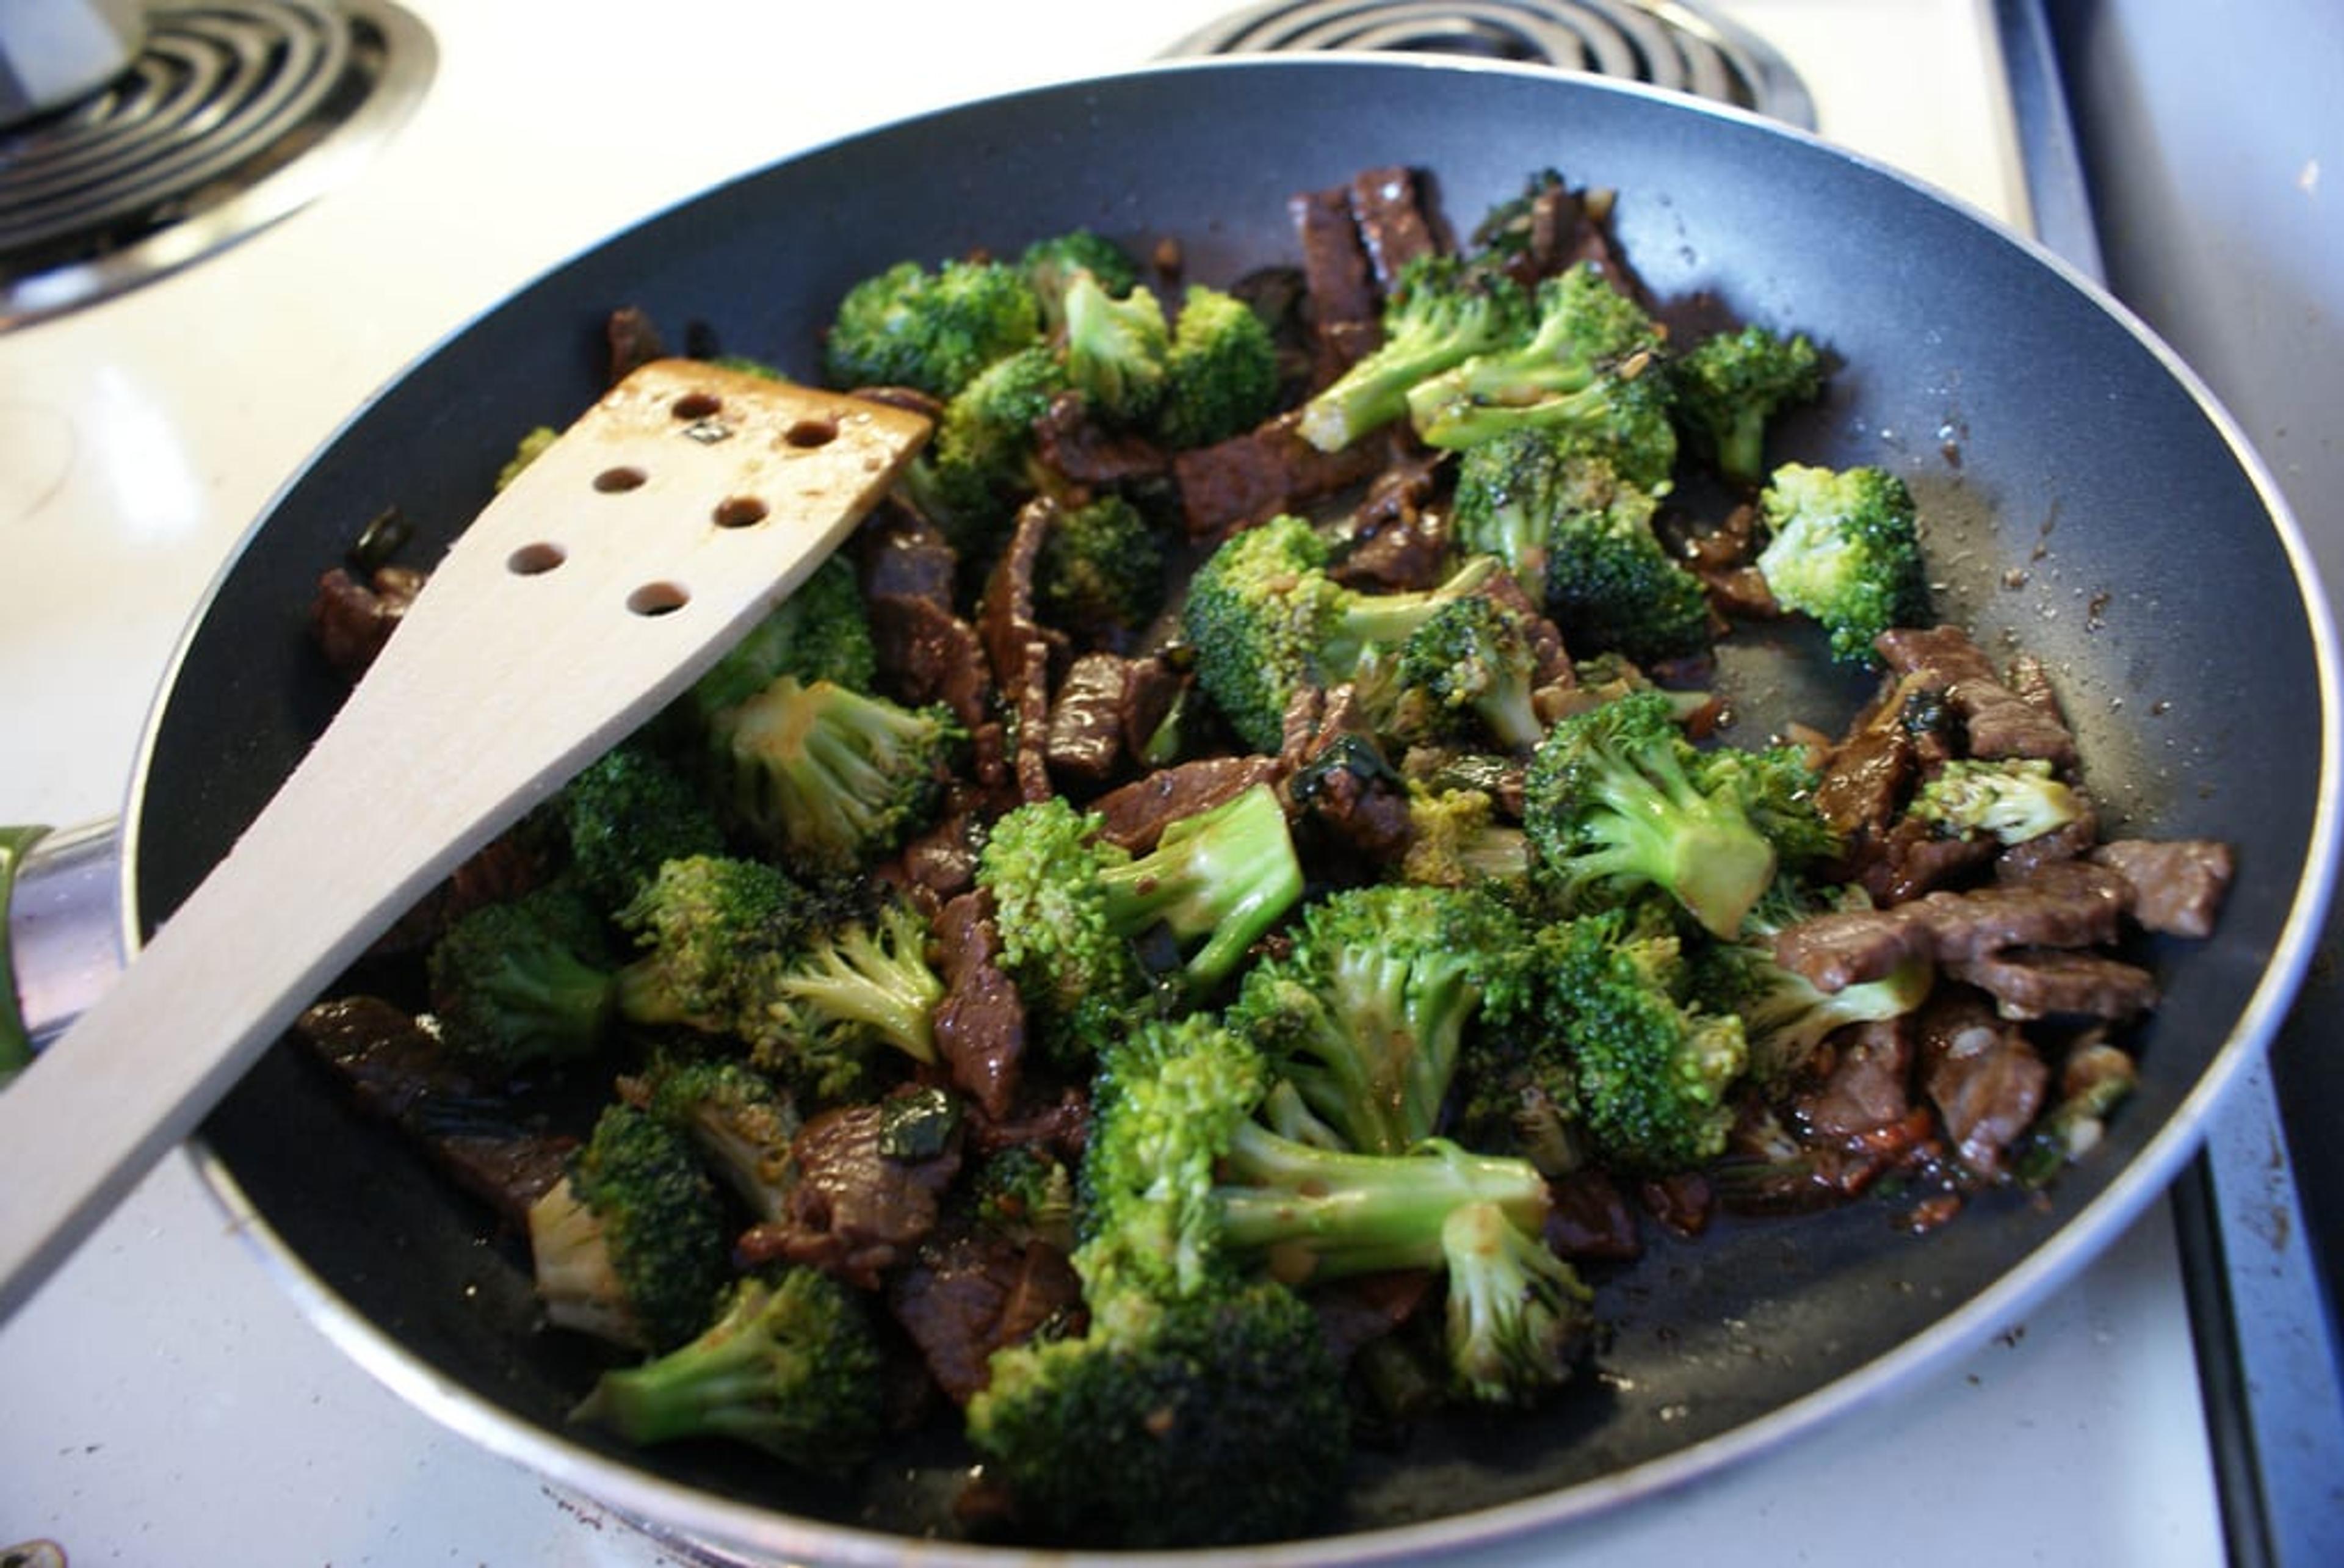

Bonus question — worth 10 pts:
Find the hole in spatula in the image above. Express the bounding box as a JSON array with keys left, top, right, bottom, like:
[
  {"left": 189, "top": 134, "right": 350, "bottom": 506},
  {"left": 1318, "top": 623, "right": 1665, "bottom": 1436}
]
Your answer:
[
  {"left": 507, "top": 543, "right": 565, "bottom": 576},
  {"left": 785, "top": 417, "right": 839, "bottom": 448},
  {"left": 628, "top": 582, "right": 689, "bottom": 616},
  {"left": 594, "top": 466, "right": 647, "bottom": 493},
  {"left": 712, "top": 496, "right": 768, "bottom": 528}
]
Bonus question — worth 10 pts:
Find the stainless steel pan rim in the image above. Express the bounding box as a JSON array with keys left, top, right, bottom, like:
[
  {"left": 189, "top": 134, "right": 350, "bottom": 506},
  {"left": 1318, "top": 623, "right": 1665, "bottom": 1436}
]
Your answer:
[{"left": 123, "top": 51, "right": 2339, "bottom": 1566}]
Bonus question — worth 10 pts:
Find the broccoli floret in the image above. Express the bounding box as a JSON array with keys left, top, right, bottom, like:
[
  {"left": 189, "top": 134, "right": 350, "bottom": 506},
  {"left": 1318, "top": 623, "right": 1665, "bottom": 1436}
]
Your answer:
[
  {"left": 1062, "top": 270, "right": 1171, "bottom": 426},
  {"left": 1449, "top": 1016, "right": 1588, "bottom": 1179},
  {"left": 1691, "top": 881, "right": 1931, "bottom": 1086},
  {"left": 1078, "top": 1016, "right": 1582, "bottom": 1406},
  {"left": 1180, "top": 513, "right": 1504, "bottom": 752},
  {"left": 1673, "top": 322, "right": 1825, "bottom": 488},
  {"left": 640, "top": 1057, "right": 801, "bottom": 1225},
  {"left": 1533, "top": 909, "right": 1748, "bottom": 1172},
  {"left": 975, "top": 795, "right": 1148, "bottom": 1065},
  {"left": 1154, "top": 283, "right": 1281, "bottom": 449},
  {"left": 1542, "top": 458, "right": 1715, "bottom": 666},
  {"left": 571, "top": 1265, "right": 885, "bottom": 1472},
  {"left": 425, "top": 883, "right": 618, "bottom": 1077},
  {"left": 978, "top": 784, "right": 1302, "bottom": 1061},
  {"left": 1403, "top": 264, "right": 1660, "bottom": 430},
  {"left": 555, "top": 742, "right": 729, "bottom": 912},
  {"left": 1018, "top": 229, "right": 1142, "bottom": 331},
  {"left": 1449, "top": 427, "right": 1571, "bottom": 590},
  {"left": 1911, "top": 758, "right": 2085, "bottom": 845},
  {"left": 1693, "top": 742, "right": 1845, "bottom": 872},
  {"left": 1095, "top": 781, "right": 1306, "bottom": 996},
  {"left": 966, "top": 1282, "right": 1349, "bottom": 1548},
  {"left": 1523, "top": 689, "right": 1779, "bottom": 938},
  {"left": 712, "top": 675, "right": 961, "bottom": 879},
  {"left": 901, "top": 342, "right": 1071, "bottom": 557},
  {"left": 1400, "top": 786, "right": 1533, "bottom": 890},
  {"left": 682, "top": 554, "right": 878, "bottom": 728},
  {"left": 1465, "top": 167, "right": 1572, "bottom": 272},
  {"left": 767, "top": 894, "right": 946, "bottom": 1098},
  {"left": 496, "top": 425, "right": 559, "bottom": 491},
  {"left": 1441, "top": 1198, "right": 1597, "bottom": 1406},
  {"left": 526, "top": 1103, "right": 731, "bottom": 1351},
  {"left": 611, "top": 853, "right": 811, "bottom": 1055},
  {"left": 966, "top": 1144, "right": 1079, "bottom": 1255},
  {"left": 1754, "top": 462, "right": 1930, "bottom": 664},
  {"left": 1296, "top": 253, "right": 1526, "bottom": 452},
  {"left": 2014, "top": 1041, "right": 2139, "bottom": 1188},
  {"left": 821, "top": 256, "right": 1041, "bottom": 399},
  {"left": 1366, "top": 587, "right": 1550, "bottom": 752},
  {"left": 1226, "top": 883, "right": 1528, "bottom": 1154},
  {"left": 1036, "top": 493, "right": 1165, "bottom": 643}
]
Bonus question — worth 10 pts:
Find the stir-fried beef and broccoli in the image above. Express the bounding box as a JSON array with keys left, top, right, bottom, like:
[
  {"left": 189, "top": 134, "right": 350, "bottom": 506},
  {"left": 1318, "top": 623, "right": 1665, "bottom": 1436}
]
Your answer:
[{"left": 298, "top": 163, "right": 2235, "bottom": 1550}]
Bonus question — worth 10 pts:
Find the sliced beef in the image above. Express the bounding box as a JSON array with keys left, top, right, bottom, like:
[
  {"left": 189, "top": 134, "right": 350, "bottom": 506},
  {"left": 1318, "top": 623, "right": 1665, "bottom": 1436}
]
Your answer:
[
  {"left": 1309, "top": 1270, "right": 1436, "bottom": 1364},
  {"left": 1171, "top": 412, "right": 1392, "bottom": 540},
  {"left": 1289, "top": 184, "right": 1379, "bottom": 359},
  {"left": 1857, "top": 815, "right": 1999, "bottom": 906},
  {"left": 1086, "top": 754, "right": 1283, "bottom": 853},
  {"left": 1284, "top": 687, "right": 1414, "bottom": 867},
  {"left": 1544, "top": 1169, "right": 1643, "bottom": 1262},
  {"left": 605, "top": 305, "right": 665, "bottom": 384},
  {"left": 1946, "top": 948, "right": 2160, "bottom": 1022},
  {"left": 1812, "top": 725, "right": 1912, "bottom": 851},
  {"left": 372, "top": 825, "right": 557, "bottom": 958},
  {"left": 869, "top": 593, "right": 992, "bottom": 732},
  {"left": 1334, "top": 448, "right": 1450, "bottom": 592},
  {"left": 1044, "top": 652, "right": 1140, "bottom": 787},
  {"left": 309, "top": 563, "right": 427, "bottom": 680},
  {"left": 858, "top": 503, "right": 958, "bottom": 612},
  {"left": 931, "top": 890, "right": 1027, "bottom": 1120},
  {"left": 892, "top": 809, "right": 983, "bottom": 906},
  {"left": 1875, "top": 625, "right": 2078, "bottom": 767},
  {"left": 1795, "top": 1017, "right": 1914, "bottom": 1140},
  {"left": 734, "top": 1096, "right": 965, "bottom": 1289},
  {"left": 1348, "top": 165, "right": 1442, "bottom": 291},
  {"left": 1775, "top": 860, "right": 2131, "bottom": 992},
  {"left": 978, "top": 499, "right": 1068, "bottom": 693},
  {"left": 294, "top": 995, "right": 576, "bottom": 1229},
  {"left": 1994, "top": 790, "right": 2102, "bottom": 880},
  {"left": 888, "top": 1232, "right": 1083, "bottom": 1404},
  {"left": 2090, "top": 838, "right": 2237, "bottom": 938},
  {"left": 1917, "top": 992, "right": 2047, "bottom": 1179},
  {"left": 1033, "top": 391, "right": 1168, "bottom": 487}
]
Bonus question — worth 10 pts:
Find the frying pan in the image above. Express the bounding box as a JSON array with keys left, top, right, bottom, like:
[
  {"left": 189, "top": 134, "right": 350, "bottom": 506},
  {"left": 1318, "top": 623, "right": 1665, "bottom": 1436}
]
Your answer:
[{"left": 74, "top": 54, "right": 2337, "bottom": 1565}]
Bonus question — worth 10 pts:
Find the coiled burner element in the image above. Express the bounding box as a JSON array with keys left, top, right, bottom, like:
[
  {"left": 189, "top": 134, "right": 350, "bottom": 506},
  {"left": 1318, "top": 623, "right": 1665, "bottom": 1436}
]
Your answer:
[
  {"left": 1171, "top": 0, "right": 1813, "bottom": 125},
  {"left": 0, "top": 0, "right": 434, "bottom": 326}
]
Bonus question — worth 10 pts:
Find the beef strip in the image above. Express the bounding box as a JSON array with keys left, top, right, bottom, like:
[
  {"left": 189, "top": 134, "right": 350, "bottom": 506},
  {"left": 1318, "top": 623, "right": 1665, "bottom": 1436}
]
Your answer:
[
  {"left": 1309, "top": 1270, "right": 1436, "bottom": 1364},
  {"left": 869, "top": 593, "right": 993, "bottom": 732},
  {"left": 1774, "top": 859, "right": 2132, "bottom": 992},
  {"left": 931, "top": 890, "right": 1027, "bottom": 1120},
  {"left": 1171, "top": 412, "right": 1393, "bottom": 540},
  {"left": 978, "top": 499, "right": 1068, "bottom": 693},
  {"left": 1289, "top": 184, "right": 1379, "bottom": 356},
  {"left": 1795, "top": 1017, "right": 1914, "bottom": 1140},
  {"left": 309, "top": 563, "right": 427, "bottom": 680},
  {"left": 1284, "top": 685, "right": 1415, "bottom": 867},
  {"left": 1917, "top": 991, "right": 2048, "bottom": 1179},
  {"left": 605, "top": 305, "right": 665, "bottom": 384},
  {"left": 294, "top": 995, "right": 575, "bottom": 1229},
  {"left": 1946, "top": 948, "right": 2160, "bottom": 1022},
  {"left": 1857, "top": 815, "right": 2000, "bottom": 906},
  {"left": 1033, "top": 391, "right": 1169, "bottom": 486},
  {"left": 2089, "top": 838, "right": 2237, "bottom": 938},
  {"left": 1875, "top": 624, "right": 2078, "bottom": 767},
  {"left": 1044, "top": 652, "right": 1139, "bottom": 787},
  {"left": 1992, "top": 790, "right": 2102, "bottom": 880},
  {"left": 888, "top": 1231, "right": 1083, "bottom": 1405},
  {"left": 1334, "top": 448, "right": 1450, "bottom": 591},
  {"left": 1544, "top": 1169, "right": 1643, "bottom": 1262},
  {"left": 857, "top": 502, "right": 957, "bottom": 612},
  {"left": 734, "top": 1096, "right": 965, "bottom": 1289},
  {"left": 1086, "top": 754, "right": 1284, "bottom": 853},
  {"left": 1348, "top": 165, "right": 1442, "bottom": 291}
]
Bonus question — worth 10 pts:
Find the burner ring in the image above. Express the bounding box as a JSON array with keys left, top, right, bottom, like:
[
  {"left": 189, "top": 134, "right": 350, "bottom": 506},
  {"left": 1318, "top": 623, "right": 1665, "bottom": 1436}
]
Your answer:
[
  {"left": 0, "top": 0, "right": 434, "bottom": 327},
  {"left": 1170, "top": 0, "right": 1814, "bottom": 126}
]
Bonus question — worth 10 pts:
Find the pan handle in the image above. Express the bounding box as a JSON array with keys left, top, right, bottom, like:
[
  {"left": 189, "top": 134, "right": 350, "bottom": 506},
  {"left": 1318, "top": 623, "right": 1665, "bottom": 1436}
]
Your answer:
[{"left": 0, "top": 822, "right": 126, "bottom": 1080}]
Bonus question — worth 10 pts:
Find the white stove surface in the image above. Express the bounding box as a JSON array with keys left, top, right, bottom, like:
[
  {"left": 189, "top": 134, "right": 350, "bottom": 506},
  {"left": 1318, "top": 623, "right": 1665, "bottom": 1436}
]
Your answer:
[{"left": 0, "top": 3, "right": 2226, "bottom": 1563}]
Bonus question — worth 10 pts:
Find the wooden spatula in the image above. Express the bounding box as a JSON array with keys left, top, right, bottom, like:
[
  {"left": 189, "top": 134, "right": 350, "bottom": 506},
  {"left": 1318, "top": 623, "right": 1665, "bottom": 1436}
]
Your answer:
[{"left": 0, "top": 359, "right": 931, "bottom": 1319}]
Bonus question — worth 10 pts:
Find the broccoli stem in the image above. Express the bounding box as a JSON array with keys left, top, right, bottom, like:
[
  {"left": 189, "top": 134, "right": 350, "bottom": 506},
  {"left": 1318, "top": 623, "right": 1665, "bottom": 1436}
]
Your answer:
[
  {"left": 1217, "top": 1127, "right": 1552, "bottom": 1282},
  {"left": 778, "top": 908, "right": 944, "bottom": 1065}
]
